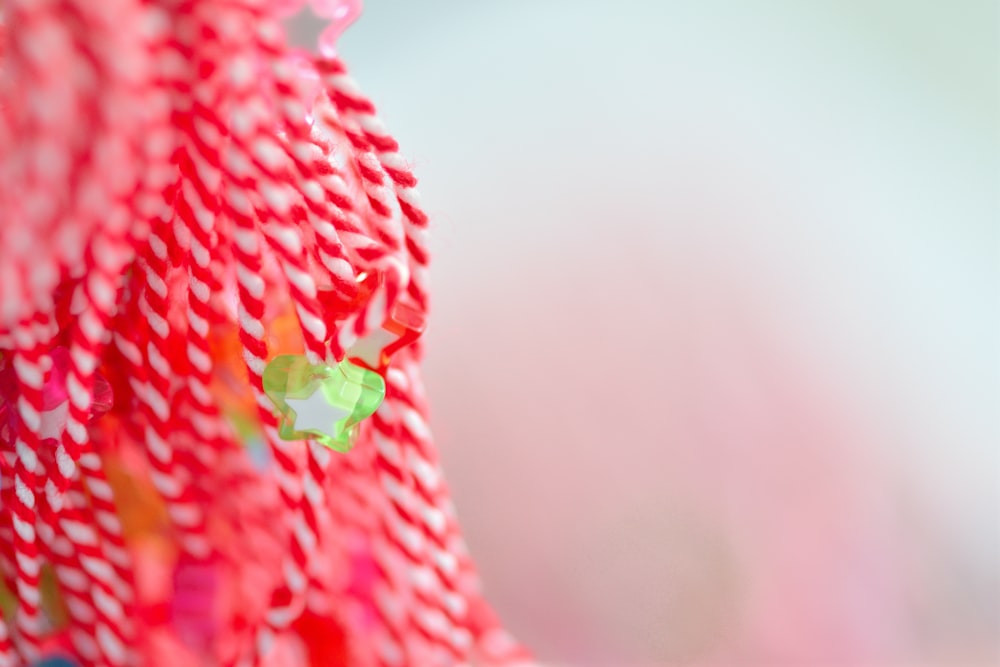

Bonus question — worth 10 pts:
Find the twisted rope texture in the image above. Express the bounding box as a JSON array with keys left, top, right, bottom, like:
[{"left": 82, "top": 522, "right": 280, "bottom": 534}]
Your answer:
[{"left": 0, "top": 1, "right": 530, "bottom": 665}]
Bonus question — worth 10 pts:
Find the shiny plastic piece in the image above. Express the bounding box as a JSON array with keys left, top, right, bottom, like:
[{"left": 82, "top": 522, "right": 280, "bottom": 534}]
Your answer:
[
  {"left": 318, "top": 270, "right": 426, "bottom": 373},
  {"left": 328, "top": 270, "right": 425, "bottom": 373},
  {"left": 347, "top": 297, "right": 426, "bottom": 372},
  {"left": 0, "top": 347, "right": 113, "bottom": 444},
  {"left": 312, "top": 0, "right": 364, "bottom": 57},
  {"left": 262, "top": 354, "right": 385, "bottom": 451},
  {"left": 171, "top": 553, "right": 220, "bottom": 655}
]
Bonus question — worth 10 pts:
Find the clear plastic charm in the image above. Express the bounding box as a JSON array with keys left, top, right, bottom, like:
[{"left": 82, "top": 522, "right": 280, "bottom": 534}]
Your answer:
[
  {"left": 344, "top": 271, "right": 427, "bottom": 373},
  {"left": 262, "top": 354, "right": 385, "bottom": 451},
  {"left": 0, "top": 347, "right": 113, "bottom": 444},
  {"left": 312, "top": 0, "right": 364, "bottom": 57},
  {"left": 319, "top": 270, "right": 427, "bottom": 373},
  {"left": 346, "top": 297, "right": 425, "bottom": 373}
]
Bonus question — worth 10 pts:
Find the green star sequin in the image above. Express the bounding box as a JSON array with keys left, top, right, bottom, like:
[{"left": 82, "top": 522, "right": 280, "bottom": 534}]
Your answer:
[{"left": 262, "top": 355, "right": 385, "bottom": 452}]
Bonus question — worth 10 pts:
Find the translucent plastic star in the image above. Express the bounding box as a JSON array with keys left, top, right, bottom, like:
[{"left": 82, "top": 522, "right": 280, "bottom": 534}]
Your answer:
[
  {"left": 319, "top": 271, "right": 426, "bottom": 373},
  {"left": 262, "top": 354, "right": 385, "bottom": 452},
  {"left": 347, "top": 288, "right": 425, "bottom": 372}
]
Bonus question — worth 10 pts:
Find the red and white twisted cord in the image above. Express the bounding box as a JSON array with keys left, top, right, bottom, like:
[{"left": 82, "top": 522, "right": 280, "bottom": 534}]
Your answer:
[
  {"left": 325, "top": 59, "right": 532, "bottom": 664},
  {"left": 0, "top": 617, "right": 13, "bottom": 667},
  {"left": 258, "top": 31, "right": 359, "bottom": 301},
  {"left": 39, "top": 495, "right": 105, "bottom": 665},
  {"left": 48, "top": 482, "right": 131, "bottom": 666},
  {"left": 372, "top": 388, "right": 471, "bottom": 664},
  {"left": 40, "top": 8, "right": 146, "bottom": 651},
  {"left": 135, "top": 214, "right": 211, "bottom": 559},
  {"left": 318, "top": 59, "right": 430, "bottom": 311},
  {"left": 217, "top": 15, "right": 318, "bottom": 663},
  {"left": 174, "top": 2, "right": 239, "bottom": 478},
  {"left": 316, "top": 58, "right": 478, "bottom": 664},
  {"left": 10, "top": 315, "right": 53, "bottom": 662},
  {"left": 0, "top": 1, "right": 82, "bottom": 330}
]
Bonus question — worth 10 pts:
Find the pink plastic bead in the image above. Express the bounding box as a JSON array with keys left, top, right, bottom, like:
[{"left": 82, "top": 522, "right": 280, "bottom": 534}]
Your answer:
[
  {"left": 0, "top": 347, "right": 112, "bottom": 444},
  {"left": 171, "top": 553, "right": 221, "bottom": 655}
]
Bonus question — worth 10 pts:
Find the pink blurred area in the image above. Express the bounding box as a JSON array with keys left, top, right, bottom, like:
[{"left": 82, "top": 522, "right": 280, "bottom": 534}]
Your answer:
[{"left": 300, "top": 1, "right": 1000, "bottom": 664}]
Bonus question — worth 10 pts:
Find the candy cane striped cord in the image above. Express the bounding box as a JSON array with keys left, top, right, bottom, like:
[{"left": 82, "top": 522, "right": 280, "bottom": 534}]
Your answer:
[
  {"left": 173, "top": 4, "right": 238, "bottom": 477},
  {"left": 247, "top": 121, "right": 345, "bottom": 666},
  {"left": 0, "top": 1, "right": 83, "bottom": 330},
  {"left": 316, "top": 457, "right": 383, "bottom": 667},
  {"left": 366, "top": 431, "right": 441, "bottom": 666},
  {"left": 0, "top": 619, "right": 12, "bottom": 667},
  {"left": 0, "top": 510, "right": 14, "bottom": 667},
  {"left": 308, "top": 362, "right": 456, "bottom": 666},
  {"left": 318, "top": 390, "right": 418, "bottom": 667},
  {"left": 76, "top": 449, "right": 133, "bottom": 599},
  {"left": 217, "top": 17, "right": 291, "bottom": 523},
  {"left": 291, "top": 85, "right": 399, "bottom": 303},
  {"left": 315, "top": 59, "right": 481, "bottom": 663},
  {"left": 63, "top": 483, "right": 131, "bottom": 666},
  {"left": 131, "top": 1, "right": 177, "bottom": 226},
  {"left": 313, "top": 55, "right": 474, "bottom": 664},
  {"left": 324, "top": 60, "right": 533, "bottom": 665},
  {"left": 109, "top": 3, "right": 186, "bottom": 564},
  {"left": 40, "top": 474, "right": 130, "bottom": 667},
  {"left": 293, "top": 384, "right": 411, "bottom": 667},
  {"left": 315, "top": 429, "right": 417, "bottom": 667},
  {"left": 226, "top": 206, "right": 303, "bottom": 667},
  {"left": 67, "top": 5, "right": 176, "bottom": 651},
  {"left": 393, "top": 353, "right": 533, "bottom": 666},
  {"left": 223, "top": 196, "right": 283, "bottom": 490},
  {"left": 39, "top": 510, "right": 104, "bottom": 665},
  {"left": 51, "top": 214, "right": 140, "bottom": 623},
  {"left": 45, "top": 5, "right": 152, "bottom": 655},
  {"left": 292, "top": 145, "right": 416, "bottom": 666},
  {"left": 310, "top": 91, "right": 405, "bottom": 249},
  {"left": 239, "top": 17, "right": 414, "bottom": 662},
  {"left": 255, "top": 27, "right": 360, "bottom": 302},
  {"left": 34, "top": 442, "right": 134, "bottom": 664},
  {"left": 306, "top": 62, "right": 433, "bottom": 665},
  {"left": 219, "top": 15, "right": 355, "bottom": 662},
  {"left": 46, "top": 4, "right": 145, "bottom": 617},
  {"left": 312, "top": 96, "right": 403, "bottom": 256},
  {"left": 10, "top": 317, "right": 52, "bottom": 662},
  {"left": 223, "top": 157, "right": 308, "bottom": 665},
  {"left": 33, "top": 343, "right": 137, "bottom": 660},
  {"left": 52, "top": 229, "right": 131, "bottom": 488},
  {"left": 108, "top": 0, "right": 176, "bottom": 382},
  {"left": 310, "top": 145, "right": 394, "bottom": 271},
  {"left": 256, "top": 206, "right": 338, "bottom": 659},
  {"left": 260, "top": 199, "right": 329, "bottom": 364},
  {"left": 309, "top": 95, "right": 413, "bottom": 360},
  {"left": 136, "top": 212, "right": 211, "bottom": 559},
  {"left": 370, "top": 390, "right": 471, "bottom": 665},
  {"left": 1, "top": 4, "right": 528, "bottom": 666},
  {"left": 316, "top": 58, "right": 430, "bottom": 312}
]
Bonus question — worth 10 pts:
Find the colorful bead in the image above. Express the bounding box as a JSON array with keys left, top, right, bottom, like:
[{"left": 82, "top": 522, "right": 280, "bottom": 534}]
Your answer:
[
  {"left": 0, "top": 347, "right": 113, "bottom": 444},
  {"left": 262, "top": 355, "right": 385, "bottom": 451},
  {"left": 171, "top": 553, "right": 220, "bottom": 655},
  {"left": 347, "top": 297, "right": 425, "bottom": 372}
]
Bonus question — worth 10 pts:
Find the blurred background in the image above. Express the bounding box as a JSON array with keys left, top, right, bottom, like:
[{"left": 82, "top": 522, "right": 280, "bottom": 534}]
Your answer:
[{"left": 305, "top": 1, "right": 997, "bottom": 664}]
